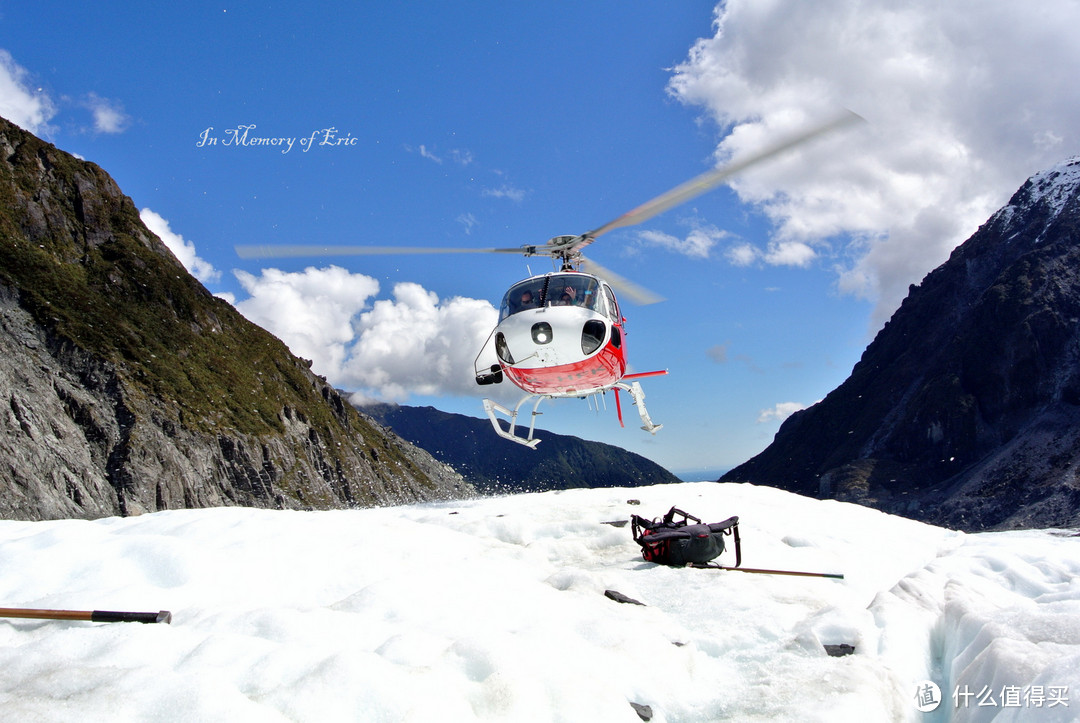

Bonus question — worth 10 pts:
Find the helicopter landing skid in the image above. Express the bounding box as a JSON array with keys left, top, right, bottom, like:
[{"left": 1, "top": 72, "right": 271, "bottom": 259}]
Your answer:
[
  {"left": 482, "top": 380, "right": 662, "bottom": 449},
  {"left": 619, "top": 380, "right": 664, "bottom": 435},
  {"left": 482, "top": 395, "right": 545, "bottom": 449}
]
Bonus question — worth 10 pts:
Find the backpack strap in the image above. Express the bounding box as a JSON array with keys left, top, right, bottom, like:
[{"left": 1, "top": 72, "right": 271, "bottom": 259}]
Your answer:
[
  {"left": 662, "top": 507, "right": 700, "bottom": 526},
  {"left": 712, "top": 516, "right": 741, "bottom": 568},
  {"left": 631, "top": 514, "right": 673, "bottom": 563}
]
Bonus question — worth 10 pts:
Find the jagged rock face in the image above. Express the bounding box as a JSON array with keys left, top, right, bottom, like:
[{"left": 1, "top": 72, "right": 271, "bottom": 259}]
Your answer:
[
  {"left": 0, "top": 116, "right": 470, "bottom": 520},
  {"left": 722, "top": 158, "right": 1080, "bottom": 531}
]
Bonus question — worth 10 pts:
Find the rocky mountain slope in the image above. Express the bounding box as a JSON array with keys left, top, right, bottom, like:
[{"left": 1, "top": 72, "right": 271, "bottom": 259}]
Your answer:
[
  {"left": 361, "top": 403, "right": 681, "bottom": 493},
  {"left": 0, "top": 115, "right": 470, "bottom": 520},
  {"left": 722, "top": 158, "right": 1080, "bottom": 531}
]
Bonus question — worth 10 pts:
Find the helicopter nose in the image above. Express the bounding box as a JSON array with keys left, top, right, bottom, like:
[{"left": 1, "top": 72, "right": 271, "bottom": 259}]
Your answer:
[{"left": 531, "top": 322, "right": 553, "bottom": 345}]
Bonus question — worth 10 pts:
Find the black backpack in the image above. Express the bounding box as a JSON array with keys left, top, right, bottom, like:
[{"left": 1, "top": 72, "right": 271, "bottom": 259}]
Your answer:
[{"left": 631, "top": 507, "right": 741, "bottom": 567}]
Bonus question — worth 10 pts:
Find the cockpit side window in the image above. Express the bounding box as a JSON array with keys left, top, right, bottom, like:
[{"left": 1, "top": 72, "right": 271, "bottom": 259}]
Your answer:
[{"left": 603, "top": 284, "right": 620, "bottom": 322}]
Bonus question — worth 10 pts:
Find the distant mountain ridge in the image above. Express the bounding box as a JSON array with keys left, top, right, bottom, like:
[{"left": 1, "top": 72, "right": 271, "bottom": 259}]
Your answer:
[
  {"left": 360, "top": 403, "right": 681, "bottom": 493},
  {"left": 0, "top": 115, "right": 470, "bottom": 520},
  {"left": 722, "top": 157, "right": 1080, "bottom": 531}
]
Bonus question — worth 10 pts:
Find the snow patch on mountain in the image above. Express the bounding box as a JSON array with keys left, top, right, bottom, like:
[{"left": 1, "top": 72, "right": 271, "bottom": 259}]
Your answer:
[
  {"left": 992, "top": 156, "right": 1080, "bottom": 235},
  {"left": 1027, "top": 156, "right": 1080, "bottom": 216}
]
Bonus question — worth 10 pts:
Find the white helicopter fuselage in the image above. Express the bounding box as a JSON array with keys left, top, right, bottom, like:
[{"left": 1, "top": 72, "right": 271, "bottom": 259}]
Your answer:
[
  {"left": 495, "top": 304, "right": 624, "bottom": 396},
  {"left": 475, "top": 270, "right": 664, "bottom": 447},
  {"left": 487, "top": 271, "right": 626, "bottom": 397}
]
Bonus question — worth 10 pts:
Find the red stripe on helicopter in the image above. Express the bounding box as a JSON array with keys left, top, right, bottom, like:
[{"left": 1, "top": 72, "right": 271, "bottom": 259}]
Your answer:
[
  {"left": 501, "top": 344, "right": 625, "bottom": 396},
  {"left": 622, "top": 370, "right": 669, "bottom": 380}
]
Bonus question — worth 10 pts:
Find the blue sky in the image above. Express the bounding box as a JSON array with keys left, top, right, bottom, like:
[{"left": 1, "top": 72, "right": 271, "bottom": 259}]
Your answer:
[{"left": 3, "top": 2, "right": 1078, "bottom": 476}]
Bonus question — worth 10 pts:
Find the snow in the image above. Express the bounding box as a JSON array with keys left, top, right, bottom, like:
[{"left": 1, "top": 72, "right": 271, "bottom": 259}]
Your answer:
[
  {"left": 991, "top": 156, "right": 1080, "bottom": 238},
  {"left": 1025, "top": 156, "right": 1080, "bottom": 217},
  {"left": 0, "top": 482, "right": 1077, "bottom": 722}
]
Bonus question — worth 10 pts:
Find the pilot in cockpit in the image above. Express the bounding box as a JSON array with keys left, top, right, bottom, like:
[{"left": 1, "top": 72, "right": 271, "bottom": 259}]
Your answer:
[{"left": 516, "top": 288, "right": 538, "bottom": 310}]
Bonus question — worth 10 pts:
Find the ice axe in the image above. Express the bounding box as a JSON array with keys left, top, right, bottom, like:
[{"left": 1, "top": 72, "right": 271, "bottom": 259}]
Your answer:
[
  {"left": 689, "top": 522, "right": 845, "bottom": 579},
  {"left": 688, "top": 562, "right": 845, "bottom": 579},
  {"left": 0, "top": 607, "right": 172, "bottom": 624}
]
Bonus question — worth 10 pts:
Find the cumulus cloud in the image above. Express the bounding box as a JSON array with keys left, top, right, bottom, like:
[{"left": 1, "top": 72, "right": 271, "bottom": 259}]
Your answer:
[
  {"left": 83, "top": 92, "right": 129, "bottom": 134},
  {"left": 140, "top": 209, "right": 221, "bottom": 284},
  {"left": 341, "top": 283, "right": 499, "bottom": 400},
  {"left": 669, "top": 0, "right": 1080, "bottom": 327},
  {"left": 764, "top": 240, "right": 816, "bottom": 267},
  {"left": 637, "top": 224, "right": 725, "bottom": 259},
  {"left": 0, "top": 53, "right": 129, "bottom": 137},
  {"left": 234, "top": 266, "right": 379, "bottom": 376},
  {"left": 726, "top": 242, "right": 759, "bottom": 267},
  {"left": 232, "top": 266, "right": 499, "bottom": 402},
  {"left": 757, "top": 401, "right": 805, "bottom": 424},
  {"left": 0, "top": 50, "right": 56, "bottom": 135}
]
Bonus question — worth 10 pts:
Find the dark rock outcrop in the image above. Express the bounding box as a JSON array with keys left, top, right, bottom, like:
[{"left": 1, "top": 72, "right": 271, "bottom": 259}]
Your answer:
[
  {"left": 360, "top": 403, "right": 681, "bottom": 494},
  {"left": 722, "top": 158, "right": 1080, "bottom": 531},
  {"left": 0, "top": 115, "right": 470, "bottom": 520}
]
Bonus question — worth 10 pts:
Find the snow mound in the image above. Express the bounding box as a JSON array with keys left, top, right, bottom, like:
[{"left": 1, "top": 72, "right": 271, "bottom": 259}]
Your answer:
[{"left": 0, "top": 483, "right": 1076, "bottom": 721}]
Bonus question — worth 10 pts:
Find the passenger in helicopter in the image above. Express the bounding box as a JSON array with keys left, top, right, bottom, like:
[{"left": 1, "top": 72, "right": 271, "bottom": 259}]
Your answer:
[{"left": 555, "top": 284, "right": 579, "bottom": 305}]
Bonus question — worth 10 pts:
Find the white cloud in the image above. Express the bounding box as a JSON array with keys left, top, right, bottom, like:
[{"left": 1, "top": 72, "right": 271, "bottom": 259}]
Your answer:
[
  {"left": 726, "top": 242, "right": 759, "bottom": 267},
  {"left": 637, "top": 225, "right": 725, "bottom": 258},
  {"left": 0, "top": 53, "right": 129, "bottom": 137},
  {"left": 763, "top": 240, "right": 815, "bottom": 267},
  {"left": 757, "top": 401, "right": 805, "bottom": 424},
  {"left": 84, "top": 93, "right": 129, "bottom": 134},
  {"left": 140, "top": 209, "right": 221, "bottom": 284},
  {"left": 234, "top": 266, "right": 380, "bottom": 378},
  {"left": 342, "top": 283, "right": 499, "bottom": 400},
  {"left": 482, "top": 185, "right": 527, "bottom": 203},
  {"left": 448, "top": 149, "right": 474, "bottom": 166},
  {"left": 410, "top": 144, "right": 474, "bottom": 166},
  {"left": 232, "top": 267, "right": 499, "bottom": 402},
  {"left": 457, "top": 212, "right": 478, "bottom": 235},
  {"left": 0, "top": 50, "right": 56, "bottom": 135},
  {"left": 417, "top": 144, "right": 441, "bottom": 163},
  {"left": 669, "top": 0, "right": 1080, "bottom": 328}
]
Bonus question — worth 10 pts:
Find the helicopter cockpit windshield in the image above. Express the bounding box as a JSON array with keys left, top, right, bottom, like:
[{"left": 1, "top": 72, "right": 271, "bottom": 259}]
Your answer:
[{"left": 499, "top": 274, "right": 602, "bottom": 321}]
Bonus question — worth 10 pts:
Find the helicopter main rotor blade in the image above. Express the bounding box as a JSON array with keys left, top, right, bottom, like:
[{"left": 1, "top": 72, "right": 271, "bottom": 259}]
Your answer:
[
  {"left": 582, "top": 109, "right": 864, "bottom": 243},
  {"left": 579, "top": 257, "right": 664, "bottom": 306},
  {"left": 235, "top": 244, "right": 532, "bottom": 259}
]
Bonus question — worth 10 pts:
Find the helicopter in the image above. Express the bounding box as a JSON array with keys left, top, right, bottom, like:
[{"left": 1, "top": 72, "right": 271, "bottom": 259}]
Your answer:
[
  {"left": 236, "top": 111, "right": 862, "bottom": 448},
  {"left": 470, "top": 238, "right": 667, "bottom": 448}
]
